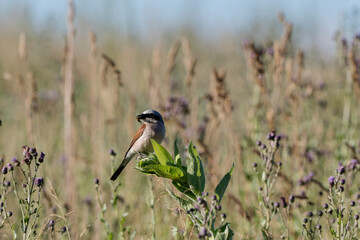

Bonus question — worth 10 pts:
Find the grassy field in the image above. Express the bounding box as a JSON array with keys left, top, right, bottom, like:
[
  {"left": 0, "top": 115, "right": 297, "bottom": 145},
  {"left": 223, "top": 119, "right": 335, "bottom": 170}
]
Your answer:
[{"left": 0, "top": 3, "right": 360, "bottom": 240}]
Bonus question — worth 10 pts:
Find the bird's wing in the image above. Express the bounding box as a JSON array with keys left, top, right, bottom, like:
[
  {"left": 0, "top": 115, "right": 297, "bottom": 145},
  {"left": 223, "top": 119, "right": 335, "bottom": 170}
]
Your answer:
[{"left": 124, "top": 124, "right": 146, "bottom": 158}]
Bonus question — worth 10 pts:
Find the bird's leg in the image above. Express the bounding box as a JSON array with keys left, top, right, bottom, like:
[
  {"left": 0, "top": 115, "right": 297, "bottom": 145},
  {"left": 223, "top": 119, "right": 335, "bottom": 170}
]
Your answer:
[{"left": 136, "top": 151, "right": 149, "bottom": 159}]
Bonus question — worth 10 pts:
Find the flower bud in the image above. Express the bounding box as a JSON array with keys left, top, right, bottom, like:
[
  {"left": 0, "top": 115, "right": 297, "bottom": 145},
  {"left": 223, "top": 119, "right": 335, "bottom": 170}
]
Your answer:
[
  {"left": 109, "top": 149, "right": 116, "bottom": 156},
  {"left": 340, "top": 178, "right": 345, "bottom": 185},
  {"left": 328, "top": 176, "right": 335, "bottom": 187},
  {"left": 11, "top": 157, "right": 20, "bottom": 166},
  {"left": 38, "top": 152, "right": 45, "bottom": 163},
  {"left": 35, "top": 178, "right": 44, "bottom": 187},
  {"left": 7, "top": 163, "right": 13, "bottom": 171}
]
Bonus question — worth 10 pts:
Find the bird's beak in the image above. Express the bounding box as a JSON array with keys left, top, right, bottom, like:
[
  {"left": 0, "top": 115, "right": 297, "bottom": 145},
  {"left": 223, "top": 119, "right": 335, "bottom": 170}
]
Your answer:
[{"left": 136, "top": 114, "right": 143, "bottom": 123}]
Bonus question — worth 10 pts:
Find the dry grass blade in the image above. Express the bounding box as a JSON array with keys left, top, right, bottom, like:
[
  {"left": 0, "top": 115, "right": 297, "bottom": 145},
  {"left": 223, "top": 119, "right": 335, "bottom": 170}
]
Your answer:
[{"left": 63, "top": 0, "right": 77, "bottom": 222}]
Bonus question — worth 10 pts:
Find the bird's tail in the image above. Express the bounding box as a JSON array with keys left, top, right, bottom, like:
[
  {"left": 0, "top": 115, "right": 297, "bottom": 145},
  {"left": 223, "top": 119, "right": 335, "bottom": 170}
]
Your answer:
[{"left": 110, "top": 158, "right": 131, "bottom": 181}]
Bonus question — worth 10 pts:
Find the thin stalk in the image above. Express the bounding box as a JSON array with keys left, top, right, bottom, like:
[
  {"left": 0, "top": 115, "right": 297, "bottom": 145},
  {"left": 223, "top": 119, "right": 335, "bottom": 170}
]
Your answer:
[{"left": 148, "top": 177, "right": 156, "bottom": 240}]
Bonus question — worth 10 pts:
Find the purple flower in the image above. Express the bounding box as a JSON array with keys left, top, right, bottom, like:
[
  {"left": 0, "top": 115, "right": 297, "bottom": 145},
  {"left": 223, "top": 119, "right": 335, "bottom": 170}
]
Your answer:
[
  {"left": 38, "top": 152, "right": 45, "bottom": 163},
  {"left": 1, "top": 167, "right": 7, "bottom": 175},
  {"left": 348, "top": 159, "right": 358, "bottom": 170},
  {"left": 211, "top": 195, "right": 217, "bottom": 201},
  {"left": 338, "top": 165, "right": 345, "bottom": 175},
  {"left": 7, "top": 163, "right": 13, "bottom": 171},
  {"left": 201, "top": 192, "right": 209, "bottom": 197},
  {"left": 60, "top": 226, "right": 67, "bottom": 233},
  {"left": 340, "top": 178, "right": 345, "bottom": 185},
  {"left": 328, "top": 176, "right": 335, "bottom": 187},
  {"left": 94, "top": 178, "right": 99, "bottom": 185},
  {"left": 280, "top": 197, "right": 287, "bottom": 208},
  {"left": 267, "top": 131, "right": 276, "bottom": 140},
  {"left": 35, "top": 178, "right": 44, "bottom": 187},
  {"left": 303, "top": 172, "right": 314, "bottom": 183},
  {"left": 48, "top": 219, "right": 55, "bottom": 231},
  {"left": 198, "top": 227, "right": 209, "bottom": 238},
  {"left": 11, "top": 157, "right": 20, "bottom": 166},
  {"left": 109, "top": 149, "right": 116, "bottom": 156},
  {"left": 289, "top": 195, "right": 295, "bottom": 203}
]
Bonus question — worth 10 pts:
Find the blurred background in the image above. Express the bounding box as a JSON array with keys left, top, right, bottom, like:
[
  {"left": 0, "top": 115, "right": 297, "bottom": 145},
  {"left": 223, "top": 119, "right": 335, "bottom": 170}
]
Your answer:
[
  {"left": 1, "top": 0, "right": 360, "bottom": 239},
  {"left": 1, "top": 0, "right": 360, "bottom": 57}
]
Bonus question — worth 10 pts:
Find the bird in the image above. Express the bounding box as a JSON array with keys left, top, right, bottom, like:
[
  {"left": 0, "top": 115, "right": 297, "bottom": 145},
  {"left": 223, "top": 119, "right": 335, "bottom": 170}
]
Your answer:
[{"left": 110, "top": 109, "right": 166, "bottom": 181}]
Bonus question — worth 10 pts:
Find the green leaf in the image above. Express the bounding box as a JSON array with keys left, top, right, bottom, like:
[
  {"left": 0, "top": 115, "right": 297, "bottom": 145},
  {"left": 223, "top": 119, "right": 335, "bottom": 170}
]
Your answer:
[
  {"left": 151, "top": 139, "right": 173, "bottom": 165},
  {"left": 215, "top": 163, "right": 234, "bottom": 203},
  {"left": 174, "top": 139, "right": 182, "bottom": 167},
  {"left": 141, "top": 165, "right": 186, "bottom": 180},
  {"left": 136, "top": 154, "right": 160, "bottom": 167},
  {"left": 172, "top": 180, "right": 196, "bottom": 200},
  {"left": 187, "top": 142, "right": 205, "bottom": 195},
  {"left": 215, "top": 223, "right": 234, "bottom": 240},
  {"left": 165, "top": 188, "right": 194, "bottom": 212}
]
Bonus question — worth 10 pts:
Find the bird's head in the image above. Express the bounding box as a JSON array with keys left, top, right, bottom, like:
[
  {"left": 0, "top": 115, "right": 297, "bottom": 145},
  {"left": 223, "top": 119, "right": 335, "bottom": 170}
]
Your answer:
[{"left": 136, "top": 109, "right": 164, "bottom": 124}]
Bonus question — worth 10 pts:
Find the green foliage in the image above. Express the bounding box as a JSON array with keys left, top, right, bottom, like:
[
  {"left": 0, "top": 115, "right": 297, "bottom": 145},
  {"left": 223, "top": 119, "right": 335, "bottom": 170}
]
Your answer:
[
  {"left": 136, "top": 139, "right": 234, "bottom": 239},
  {"left": 187, "top": 142, "right": 206, "bottom": 195},
  {"left": 215, "top": 163, "right": 234, "bottom": 204}
]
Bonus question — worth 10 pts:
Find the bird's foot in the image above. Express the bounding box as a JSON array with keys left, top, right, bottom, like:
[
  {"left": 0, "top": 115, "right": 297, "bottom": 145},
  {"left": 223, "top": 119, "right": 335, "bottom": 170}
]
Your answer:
[{"left": 136, "top": 152, "right": 149, "bottom": 159}]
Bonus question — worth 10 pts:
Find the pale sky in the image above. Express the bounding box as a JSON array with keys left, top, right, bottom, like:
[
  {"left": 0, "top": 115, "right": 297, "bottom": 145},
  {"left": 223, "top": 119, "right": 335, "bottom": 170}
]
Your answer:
[{"left": 1, "top": 0, "right": 360, "bottom": 56}]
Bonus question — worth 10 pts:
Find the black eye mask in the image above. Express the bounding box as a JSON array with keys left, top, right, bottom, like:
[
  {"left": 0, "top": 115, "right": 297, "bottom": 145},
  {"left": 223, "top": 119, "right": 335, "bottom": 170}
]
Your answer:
[{"left": 137, "top": 113, "right": 161, "bottom": 122}]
